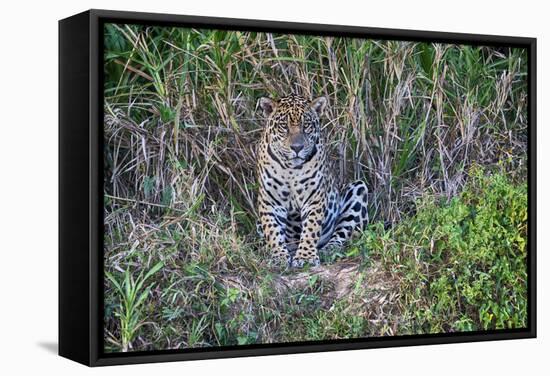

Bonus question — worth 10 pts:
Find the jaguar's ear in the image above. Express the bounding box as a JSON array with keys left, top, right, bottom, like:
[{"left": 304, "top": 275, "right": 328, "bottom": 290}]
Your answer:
[
  {"left": 310, "top": 96, "right": 327, "bottom": 116},
  {"left": 259, "top": 97, "right": 276, "bottom": 117}
]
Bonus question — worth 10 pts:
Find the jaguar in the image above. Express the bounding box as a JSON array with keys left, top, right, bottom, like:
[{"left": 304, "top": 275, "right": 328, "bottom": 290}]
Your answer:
[{"left": 256, "top": 94, "right": 369, "bottom": 267}]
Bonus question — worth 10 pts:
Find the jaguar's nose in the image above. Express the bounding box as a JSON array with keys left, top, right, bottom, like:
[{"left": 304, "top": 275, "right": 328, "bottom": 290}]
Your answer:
[{"left": 290, "top": 143, "right": 304, "bottom": 154}]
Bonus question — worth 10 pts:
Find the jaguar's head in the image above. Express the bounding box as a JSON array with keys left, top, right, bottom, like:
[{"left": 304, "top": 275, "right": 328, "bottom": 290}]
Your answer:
[{"left": 259, "top": 94, "right": 327, "bottom": 168}]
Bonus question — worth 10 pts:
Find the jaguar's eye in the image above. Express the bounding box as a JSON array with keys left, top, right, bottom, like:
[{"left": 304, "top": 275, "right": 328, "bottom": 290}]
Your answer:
[{"left": 276, "top": 122, "right": 288, "bottom": 134}]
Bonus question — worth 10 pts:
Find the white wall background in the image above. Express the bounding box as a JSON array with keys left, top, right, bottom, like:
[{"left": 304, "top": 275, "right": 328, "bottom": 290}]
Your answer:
[{"left": 0, "top": 0, "right": 546, "bottom": 374}]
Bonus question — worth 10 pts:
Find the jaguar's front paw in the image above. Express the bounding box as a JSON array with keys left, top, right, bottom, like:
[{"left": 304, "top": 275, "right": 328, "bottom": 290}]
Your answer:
[
  {"left": 291, "top": 253, "right": 320, "bottom": 268},
  {"left": 271, "top": 248, "right": 291, "bottom": 267}
]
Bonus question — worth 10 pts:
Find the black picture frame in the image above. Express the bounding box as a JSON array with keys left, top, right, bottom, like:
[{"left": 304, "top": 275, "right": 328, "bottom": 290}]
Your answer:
[{"left": 59, "top": 9, "right": 537, "bottom": 367}]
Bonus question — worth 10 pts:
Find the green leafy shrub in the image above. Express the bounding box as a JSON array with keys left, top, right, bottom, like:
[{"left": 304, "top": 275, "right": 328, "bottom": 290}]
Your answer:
[{"left": 362, "top": 168, "right": 528, "bottom": 333}]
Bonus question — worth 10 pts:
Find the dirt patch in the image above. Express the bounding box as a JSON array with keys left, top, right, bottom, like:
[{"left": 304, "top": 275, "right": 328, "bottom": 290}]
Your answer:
[
  {"left": 217, "top": 258, "right": 403, "bottom": 336},
  {"left": 275, "top": 260, "right": 396, "bottom": 296},
  {"left": 273, "top": 259, "right": 402, "bottom": 329}
]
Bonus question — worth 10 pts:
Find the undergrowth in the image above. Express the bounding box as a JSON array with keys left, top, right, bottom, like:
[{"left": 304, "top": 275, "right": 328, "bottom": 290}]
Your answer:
[
  {"left": 360, "top": 168, "right": 528, "bottom": 334},
  {"left": 104, "top": 169, "right": 527, "bottom": 351}
]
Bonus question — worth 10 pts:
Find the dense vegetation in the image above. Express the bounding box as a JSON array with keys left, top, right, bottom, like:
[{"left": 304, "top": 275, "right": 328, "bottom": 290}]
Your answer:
[
  {"left": 102, "top": 23, "right": 528, "bottom": 352},
  {"left": 360, "top": 168, "right": 527, "bottom": 334}
]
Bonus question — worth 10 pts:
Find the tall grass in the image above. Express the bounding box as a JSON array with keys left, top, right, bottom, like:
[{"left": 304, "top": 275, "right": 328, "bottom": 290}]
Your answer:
[{"left": 102, "top": 23, "right": 528, "bottom": 352}]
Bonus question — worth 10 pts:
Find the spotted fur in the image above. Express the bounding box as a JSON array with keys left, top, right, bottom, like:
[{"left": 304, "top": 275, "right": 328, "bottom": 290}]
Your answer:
[{"left": 256, "top": 94, "right": 369, "bottom": 267}]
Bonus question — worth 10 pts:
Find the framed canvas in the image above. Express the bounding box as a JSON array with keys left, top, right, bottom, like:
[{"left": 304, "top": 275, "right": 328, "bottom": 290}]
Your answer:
[{"left": 59, "top": 9, "right": 537, "bottom": 366}]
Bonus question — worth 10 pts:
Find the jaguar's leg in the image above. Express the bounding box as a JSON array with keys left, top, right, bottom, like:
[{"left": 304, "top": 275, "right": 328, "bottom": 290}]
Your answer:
[
  {"left": 323, "top": 181, "right": 368, "bottom": 252},
  {"left": 291, "top": 191, "right": 327, "bottom": 268},
  {"left": 256, "top": 220, "right": 264, "bottom": 238},
  {"left": 259, "top": 204, "right": 291, "bottom": 266},
  {"left": 317, "top": 190, "right": 340, "bottom": 252},
  {"left": 284, "top": 212, "right": 302, "bottom": 257},
  {"left": 258, "top": 213, "right": 301, "bottom": 258}
]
